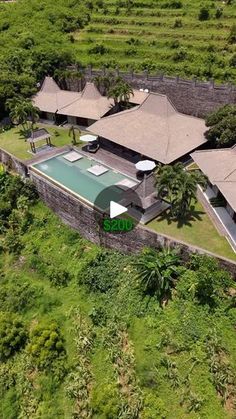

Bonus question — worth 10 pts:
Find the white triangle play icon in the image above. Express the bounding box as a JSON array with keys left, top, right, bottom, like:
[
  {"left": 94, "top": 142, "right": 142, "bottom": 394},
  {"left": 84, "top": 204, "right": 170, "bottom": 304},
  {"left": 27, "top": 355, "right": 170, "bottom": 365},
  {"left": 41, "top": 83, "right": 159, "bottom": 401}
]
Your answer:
[{"left": 110, "top": 201, "right": 128, "bottom": 219}]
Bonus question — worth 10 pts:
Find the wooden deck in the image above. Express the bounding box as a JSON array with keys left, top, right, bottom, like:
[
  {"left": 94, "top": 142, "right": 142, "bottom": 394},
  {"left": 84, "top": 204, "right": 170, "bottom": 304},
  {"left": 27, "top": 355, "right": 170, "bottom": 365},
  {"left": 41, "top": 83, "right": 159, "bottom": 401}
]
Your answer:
[{"left": 79, "top": 145, "right": 139, "bottom": 179}]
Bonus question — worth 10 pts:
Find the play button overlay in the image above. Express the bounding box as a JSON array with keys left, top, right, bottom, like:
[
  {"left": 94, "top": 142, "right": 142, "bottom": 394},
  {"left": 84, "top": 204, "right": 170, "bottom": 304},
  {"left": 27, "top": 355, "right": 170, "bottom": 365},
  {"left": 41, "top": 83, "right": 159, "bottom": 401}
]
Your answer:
[
  {"left": 93, "top": 184, "right": 143, "bottom": 233},
  {"left": 110, "top": 201, "right": 127, "bottom": 219}
]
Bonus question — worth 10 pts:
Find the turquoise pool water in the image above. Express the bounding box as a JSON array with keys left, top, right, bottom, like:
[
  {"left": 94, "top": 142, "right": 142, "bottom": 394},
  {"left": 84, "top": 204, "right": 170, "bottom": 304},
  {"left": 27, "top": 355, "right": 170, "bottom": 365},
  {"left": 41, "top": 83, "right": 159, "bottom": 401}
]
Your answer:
[{"left": 32, "top": 152, "right": 137, "bottom": 210}]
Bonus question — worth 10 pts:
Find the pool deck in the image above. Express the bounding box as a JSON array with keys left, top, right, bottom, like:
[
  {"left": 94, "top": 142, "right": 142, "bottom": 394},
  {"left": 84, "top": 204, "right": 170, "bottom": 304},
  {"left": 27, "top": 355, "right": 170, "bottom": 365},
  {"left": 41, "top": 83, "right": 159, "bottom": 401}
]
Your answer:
[
  {"left": 79, "top": 145, "right": 138, "bottom": 179},
  {"left": 26, "top": 145, "right": 71, "bottom": 167}
]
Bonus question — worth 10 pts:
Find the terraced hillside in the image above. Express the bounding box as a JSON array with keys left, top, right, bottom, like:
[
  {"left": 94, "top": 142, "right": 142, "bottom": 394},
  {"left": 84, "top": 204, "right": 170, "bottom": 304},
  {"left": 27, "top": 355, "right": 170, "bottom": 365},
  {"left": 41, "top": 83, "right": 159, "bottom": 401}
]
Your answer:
[{"left": 74, "top": 0, "right": 236, "bottom": 82}]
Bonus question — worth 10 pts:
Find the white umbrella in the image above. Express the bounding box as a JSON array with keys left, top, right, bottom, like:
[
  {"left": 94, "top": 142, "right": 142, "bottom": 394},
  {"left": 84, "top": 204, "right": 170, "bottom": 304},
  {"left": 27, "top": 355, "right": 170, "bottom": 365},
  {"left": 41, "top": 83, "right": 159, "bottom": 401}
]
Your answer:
[
  {"left": 135, "top": 160, "right": 156, "bottom": 171},
  {"left": 135, "top": 160, "right": 156, "bottom": 197},
  {"left": 80, "top": 134, "right": 98, "bottom": 143}
]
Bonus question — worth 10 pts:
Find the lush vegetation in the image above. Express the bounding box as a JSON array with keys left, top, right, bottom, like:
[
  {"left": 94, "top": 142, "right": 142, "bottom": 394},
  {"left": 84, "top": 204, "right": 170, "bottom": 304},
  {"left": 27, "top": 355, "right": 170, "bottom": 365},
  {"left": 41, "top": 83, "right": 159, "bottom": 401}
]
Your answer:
[
  {"left": 75, "top": 0, "right": 236, "bottom": 82},
  {"left": 0, "top": 0, "right": 235, "bottom": 121},
  {"left": 205, "top": 104, "right": 236, "bottom": 147},
  {"left": 0, "top": 0, "right": 90, "bottom": 115},
  {"left": 1, "top": 172, "right": 236, "bottom": 418},
  {"left": 154, "top": 162, "right": 207, "bottom": 218}
]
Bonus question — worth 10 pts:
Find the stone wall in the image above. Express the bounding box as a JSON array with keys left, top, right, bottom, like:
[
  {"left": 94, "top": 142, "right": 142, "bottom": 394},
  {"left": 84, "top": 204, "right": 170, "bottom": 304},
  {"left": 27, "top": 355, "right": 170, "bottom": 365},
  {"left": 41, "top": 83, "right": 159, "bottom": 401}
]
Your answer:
[
  {"left": 66, "top": 67, "right": 236, "bottom": 118},
  {"left": 0, "top": 148, "right": 28, "bottom": 177},
  {"left": 29, "top": 170, "right": 236, "bottom": 278}
]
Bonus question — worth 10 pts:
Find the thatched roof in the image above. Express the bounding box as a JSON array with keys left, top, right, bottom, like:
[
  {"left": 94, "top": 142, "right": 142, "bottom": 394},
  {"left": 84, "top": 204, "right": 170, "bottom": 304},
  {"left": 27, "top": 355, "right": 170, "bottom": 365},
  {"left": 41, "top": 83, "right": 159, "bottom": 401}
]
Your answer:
[
  {"left": 191, "top": 146, "right": 236, "bottom": 212},
  {"left": 33, "top": 77, "right": 113, "bottom": 120},
  {"left": 59, "top": 82, "right": 114, "bottom": 120},
  {"left": 90, "top": 93, "right": 207, "bottom": 164},
  {"left": 27, "top": 128, "right": 51, "bottom": 143},
  {"left": 33, "top": 77, "right": 81, "bottom": 114}
]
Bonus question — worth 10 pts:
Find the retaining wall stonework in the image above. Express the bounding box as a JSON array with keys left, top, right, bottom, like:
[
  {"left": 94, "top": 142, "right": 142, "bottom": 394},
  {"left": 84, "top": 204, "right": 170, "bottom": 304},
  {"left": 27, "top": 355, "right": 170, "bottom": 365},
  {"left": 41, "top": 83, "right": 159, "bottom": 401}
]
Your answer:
[
  {"left": 29, "top": 171, "right": 236, "bottom": 278},
  {"left": 66, "top": 67, "right": 236, "bottom": 118},
  {"left": 0, "top": 148, "right": 27, "bottom": 177}
]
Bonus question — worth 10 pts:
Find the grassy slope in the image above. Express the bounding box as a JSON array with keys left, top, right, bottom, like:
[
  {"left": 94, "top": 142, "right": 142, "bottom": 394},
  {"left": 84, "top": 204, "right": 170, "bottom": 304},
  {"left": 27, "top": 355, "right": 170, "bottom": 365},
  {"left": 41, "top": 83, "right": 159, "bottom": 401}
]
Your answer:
[
  {"left": 74, "top": 0, "right": 236, "bottom": 82},
  {"left": 0, "top": 201, "right": 236, "bottom": 418}
]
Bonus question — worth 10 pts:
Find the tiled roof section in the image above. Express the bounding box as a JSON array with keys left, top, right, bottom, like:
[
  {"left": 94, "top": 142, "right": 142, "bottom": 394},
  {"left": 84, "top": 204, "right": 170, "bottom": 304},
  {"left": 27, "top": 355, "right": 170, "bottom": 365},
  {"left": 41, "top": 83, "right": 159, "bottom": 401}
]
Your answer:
[
  {"left": 191, "top": 146, "right": 236, "bottom": 212},
  {"left": 89, "top": 92, "right": 206, "bottom": 164}
]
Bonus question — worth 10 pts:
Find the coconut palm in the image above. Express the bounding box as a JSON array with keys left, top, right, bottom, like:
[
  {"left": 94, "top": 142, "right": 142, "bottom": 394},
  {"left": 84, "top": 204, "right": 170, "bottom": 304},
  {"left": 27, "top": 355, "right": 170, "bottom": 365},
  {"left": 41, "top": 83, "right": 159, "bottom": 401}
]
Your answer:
[
  {"left": 154, "top": 162, "right": 207, "bottom": 218},
  {"left": 6, "top": 97, "right": 39, "bottom": 136},
  {"left": 134, "top": 247, "right": 180, "bottom": 305},
  {"left": 108, "top": 79, "right": 134, "bottom": 108}
]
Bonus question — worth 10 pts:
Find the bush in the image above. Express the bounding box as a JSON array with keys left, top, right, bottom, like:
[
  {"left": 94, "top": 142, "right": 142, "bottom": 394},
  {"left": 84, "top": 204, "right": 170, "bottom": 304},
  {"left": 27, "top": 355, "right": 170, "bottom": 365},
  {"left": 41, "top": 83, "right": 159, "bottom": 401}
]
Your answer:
[
  {"left": 27, "top": 321, "right": 65, "bottom": 369},
  {"left": 143, "top": 393, "right": 168, "bottom": 418},
  {"left": 199, "top": 7, "right": 210, "bottom": 21},
  {"left": 215, "top": 7, "right": 223, "bottom": 19},
  {"left": 0, "top": 279, "right": 41, "bottom": 313},
  {"left": 47, "top": 266, "right": 71, "bottom": 287},
  {"left": 0, "top": 312, "right": 27, "bottom": 360},
  {"left": 79, "top": 250, "right": 126, "bottom": 292},
  {"left": 89, "top": 44, "right": 109, "bottom": 55},
  {"left": 173, "top": 18, "right": 182, "bottom": 28},
  {"left": 91, "top": 382, "right": 120, "bottom": 418},
  {"left": 228, "top": 24, "right": 236, "bottom": 44}
]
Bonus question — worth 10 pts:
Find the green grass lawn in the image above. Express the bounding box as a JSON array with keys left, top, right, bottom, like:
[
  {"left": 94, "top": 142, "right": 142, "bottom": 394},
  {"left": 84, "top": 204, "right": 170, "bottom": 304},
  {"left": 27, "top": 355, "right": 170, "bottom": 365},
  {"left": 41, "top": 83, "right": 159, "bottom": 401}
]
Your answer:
[
  {"left": 147, "top": 201, "right": 236, "bottom": 261},
  {"left": 0, "top": 124, "right": 81, "bottom": 160}
]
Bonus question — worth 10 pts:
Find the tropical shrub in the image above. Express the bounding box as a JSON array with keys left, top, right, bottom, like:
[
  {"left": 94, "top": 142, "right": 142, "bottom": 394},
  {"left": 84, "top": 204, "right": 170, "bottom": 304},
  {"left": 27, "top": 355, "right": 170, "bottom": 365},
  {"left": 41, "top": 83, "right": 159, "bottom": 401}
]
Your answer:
[
  {"left": 205, "top": 104, "right": 236, "bottom": 147},
  {"left": 0, "top": 279, "right": 41, "bottom": 313},
  {"left": 198, "top": 7, "right": 210, "bottom": 21},
  {"left": 27, "top": 321, "right": 65, "bottom": 369},
  {"left": 0, "top": 312, "right": 27, "bottom": 360},
  {"left": 79, "top": 250, "right": 127, "bottom": 292},
  {"left": 134, "top": 247, "right": 181, "bottom": 304}
]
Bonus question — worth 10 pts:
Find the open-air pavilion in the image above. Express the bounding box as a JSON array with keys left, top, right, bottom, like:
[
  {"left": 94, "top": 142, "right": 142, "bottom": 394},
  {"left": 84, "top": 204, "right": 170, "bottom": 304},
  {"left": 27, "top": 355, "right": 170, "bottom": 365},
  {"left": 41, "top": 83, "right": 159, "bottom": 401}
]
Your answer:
[{"left": 27, "top": 128, "right": 52, "bottom": 154}]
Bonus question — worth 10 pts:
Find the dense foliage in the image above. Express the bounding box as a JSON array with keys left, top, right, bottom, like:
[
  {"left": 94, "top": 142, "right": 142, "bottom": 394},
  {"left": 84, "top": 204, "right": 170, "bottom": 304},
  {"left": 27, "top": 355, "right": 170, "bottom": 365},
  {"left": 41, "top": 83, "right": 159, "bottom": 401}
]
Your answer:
[
  {"left": 205, "top": 104, "right": 236, "bottom": 147},
  {"left": 27, "top": 321, "right": 66, "bottom": 369},
  {"left": 0, "top": 312, "right": 27, "bottom": 360},
  {"left": 0, "top": 172, "right": 236, "bottom": 417},
  {"left": 0, "top": 0, "right": 234, "bottom": 121},
  {"left": 154, "top": 162, "right": 207, "bottom": 218},
  {"left": 0, "top": 0, "right": 90, "bottom": 115}
]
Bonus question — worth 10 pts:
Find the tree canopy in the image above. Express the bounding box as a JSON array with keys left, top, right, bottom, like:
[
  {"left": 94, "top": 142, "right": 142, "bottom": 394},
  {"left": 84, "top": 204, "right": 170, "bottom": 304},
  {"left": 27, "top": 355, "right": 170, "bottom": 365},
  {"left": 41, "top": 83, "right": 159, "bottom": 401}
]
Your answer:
[
  {"left": 0, "top": 0, "right": 90, "bottom": 116},
  {"left": 154, "top": 163, "right": 207, "bottom": 218},
  {"left": 205, "top": 105, "right": 236, "bottom": 147}
]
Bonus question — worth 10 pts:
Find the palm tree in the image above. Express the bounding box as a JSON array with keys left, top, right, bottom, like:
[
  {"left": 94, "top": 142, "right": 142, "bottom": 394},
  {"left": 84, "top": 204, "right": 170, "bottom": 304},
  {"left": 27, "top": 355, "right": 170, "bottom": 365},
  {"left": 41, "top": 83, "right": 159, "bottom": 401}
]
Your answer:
[
  {"left": 6, "top": 97, "right": 39, "bottom": 136},
  {"left": 108, "top": 79, "right": 134, "bottom": 108},
  {"left": 154, "top": 163, "right": 207, "bottom": 218},
  {"left": 69, "top": 125, "right": 81, "bottom": 145},
  {"left": 134, "top": 247, "right": 180, "bottom": 305}
]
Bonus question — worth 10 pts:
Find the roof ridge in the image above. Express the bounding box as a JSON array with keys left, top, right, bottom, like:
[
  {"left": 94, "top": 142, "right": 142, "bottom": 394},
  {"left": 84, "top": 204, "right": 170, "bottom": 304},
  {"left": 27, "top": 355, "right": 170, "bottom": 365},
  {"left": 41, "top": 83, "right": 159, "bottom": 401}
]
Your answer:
[{"left": 224, "top": 168, "right": 236, "bottom": 181}]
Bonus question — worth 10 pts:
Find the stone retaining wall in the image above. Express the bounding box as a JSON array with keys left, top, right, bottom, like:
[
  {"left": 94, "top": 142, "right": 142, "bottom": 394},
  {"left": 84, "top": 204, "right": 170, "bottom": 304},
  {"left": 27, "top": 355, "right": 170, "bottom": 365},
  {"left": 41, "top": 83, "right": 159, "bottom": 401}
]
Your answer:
[
  {"left": 0, "top": 148, "right": 27, "bottom": 177},
  {"left": 66, "top": 66, "right": 236, "bottom": 118},
  {"left": 29, "top": 170, "right": 236, "bottom": 278}
]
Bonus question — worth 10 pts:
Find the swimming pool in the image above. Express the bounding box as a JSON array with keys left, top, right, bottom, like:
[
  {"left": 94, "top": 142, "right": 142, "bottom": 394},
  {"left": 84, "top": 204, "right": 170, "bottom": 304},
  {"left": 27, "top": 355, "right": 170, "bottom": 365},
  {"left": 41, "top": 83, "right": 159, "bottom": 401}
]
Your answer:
[{"left": 31, "top": 151, "right": 138, "bottom": 211}]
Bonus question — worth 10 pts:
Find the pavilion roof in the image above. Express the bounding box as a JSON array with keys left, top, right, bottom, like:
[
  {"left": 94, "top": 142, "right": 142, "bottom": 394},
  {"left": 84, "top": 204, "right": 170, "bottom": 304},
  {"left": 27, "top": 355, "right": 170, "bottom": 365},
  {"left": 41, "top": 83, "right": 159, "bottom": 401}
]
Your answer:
[
  {"left": 27, "top": 128, "right": 51, "bottom": 143},
  {"left": 89, "top": 92, "right": 207, "bottom": 164}
]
